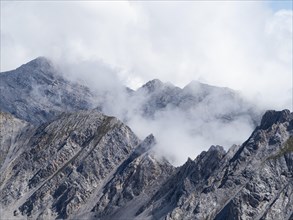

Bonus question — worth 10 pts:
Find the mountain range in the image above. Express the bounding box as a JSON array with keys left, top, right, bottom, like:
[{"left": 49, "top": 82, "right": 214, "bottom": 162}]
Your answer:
[
  {"left": 0, "top": 57, "right": 260, "bottom": 125},
  {"left": 0, "top": 57, "right": 292, "bottom": 219}
]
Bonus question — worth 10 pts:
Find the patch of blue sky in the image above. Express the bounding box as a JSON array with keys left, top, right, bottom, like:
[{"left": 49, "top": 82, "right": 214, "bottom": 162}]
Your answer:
[{"left": 268, "top": 0, "right": 293, "bottom": 11}]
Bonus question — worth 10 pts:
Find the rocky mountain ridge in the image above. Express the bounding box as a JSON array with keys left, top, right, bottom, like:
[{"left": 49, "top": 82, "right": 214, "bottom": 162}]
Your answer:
[
  {"left": 0, "top": 57, "right": 260, "bottom": 126},
  {"left": 0, "top": 57, "right": 262, "bottom": 164},
  {"left": 1, "top": 57, "right": 292, "bottom": 219},
  {"left": 137, "top": 109, "right": 293, "bottom": 220},
  {"left": 0, "top": 109, "right": 292, "bottom": 219}
]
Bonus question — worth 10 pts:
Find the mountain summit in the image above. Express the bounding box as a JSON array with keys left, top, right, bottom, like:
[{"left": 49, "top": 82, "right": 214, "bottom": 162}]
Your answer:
[{"left": 0, "top": 57, "right": 96, "bottom": 124}]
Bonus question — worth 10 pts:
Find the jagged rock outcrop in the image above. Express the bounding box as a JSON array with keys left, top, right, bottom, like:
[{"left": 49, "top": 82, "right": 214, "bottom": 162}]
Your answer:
[
  {"left": 134, "top": 110, "right": 293, "bottom": 220},
  {"left": 0, "top": 111, "right": 141, "bottom": 219},
  {"left": 1, "top": 109, "right": 291, "bottom": 220},
  {"left": 89, "top": 134, "right": 175, "bottom": 220}
]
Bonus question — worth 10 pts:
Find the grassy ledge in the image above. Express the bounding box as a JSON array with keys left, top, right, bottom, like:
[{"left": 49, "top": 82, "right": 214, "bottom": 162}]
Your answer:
[{"left": 267, "top": 136, "right": 293, "bottom": 161}]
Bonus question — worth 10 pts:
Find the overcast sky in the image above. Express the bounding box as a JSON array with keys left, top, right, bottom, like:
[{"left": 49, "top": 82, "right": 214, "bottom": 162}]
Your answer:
[{"left": 1, "top": 1, "right": 292, "bottom": 110}]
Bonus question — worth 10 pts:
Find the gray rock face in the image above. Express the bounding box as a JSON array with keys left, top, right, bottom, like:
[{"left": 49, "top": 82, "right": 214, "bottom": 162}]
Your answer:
[
  {"left": 0, "top": 111, "right": 140, "bottom": 219},
  {"left": 90, "top": 134, "right": 176, "bottom": 220},
  {"left": 1, "top": 109, "right": 292, "bottom": 219},
  {"left": 0, "top": 112, "right": 30, "bottom": 170},
  {"left": 0, "top": 57, "right": 96, "bottom": 125},
  {"left": 134, "top": 110, "right": 293, "bottom": 220},
  {"left": 134, "top": 79, "right": 260, "bottom": 125}
]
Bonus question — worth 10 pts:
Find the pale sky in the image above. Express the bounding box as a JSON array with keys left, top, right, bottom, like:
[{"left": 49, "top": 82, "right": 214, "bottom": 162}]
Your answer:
[{"left": 1, "top": 1, "right": 292, "bottom": 110}]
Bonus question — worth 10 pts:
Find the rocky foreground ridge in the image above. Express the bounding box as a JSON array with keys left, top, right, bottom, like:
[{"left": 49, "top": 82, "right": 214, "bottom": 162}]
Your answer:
[
  {"left": 0, "top": 58, "right": 292, "bottom": 219},
  {"left": 0, "top": 109, "right": 292, "bottom": 219}
]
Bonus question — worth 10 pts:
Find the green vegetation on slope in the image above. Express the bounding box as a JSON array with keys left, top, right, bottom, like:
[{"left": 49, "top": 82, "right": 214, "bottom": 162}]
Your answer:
[{"left": 267, "top": 136, "right": 293, "bottom": 160}]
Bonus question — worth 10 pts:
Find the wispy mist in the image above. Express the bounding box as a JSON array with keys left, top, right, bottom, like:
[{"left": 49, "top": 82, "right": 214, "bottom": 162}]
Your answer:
[
  {"left": 1, "top": 1, "right": 292, "bottom": 164},
  {"left": 58, "top": 69, "right": 260, "bottom": 165}
]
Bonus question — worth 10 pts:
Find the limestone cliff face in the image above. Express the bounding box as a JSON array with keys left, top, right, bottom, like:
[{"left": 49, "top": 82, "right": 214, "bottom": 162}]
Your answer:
[
  {"left": 0, "top": 112, "right": 30, "bottom": 171},
  {"left": 0, "top": 111, "right": 140, "bottom": 219}
]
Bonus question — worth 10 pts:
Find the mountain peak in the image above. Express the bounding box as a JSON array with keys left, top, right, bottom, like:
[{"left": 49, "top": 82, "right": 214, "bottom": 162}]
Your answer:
[
  {"left": 141, "top": 79, "right": 164, "bottom": 93},
  {"left": 32, "top": 56, "right": 50, "bottom": 63},
  {"left": 20, "top": 56, "right": 53, "bottom": 70},
  {"left": 259, "top": 109, "right": 292, "bottom": 130},
  {"left": 184, "top": 80, "right": 204, "bottom": 88},
  {"left": 0, "top": 57, "right": 95, "bottom": 124}
]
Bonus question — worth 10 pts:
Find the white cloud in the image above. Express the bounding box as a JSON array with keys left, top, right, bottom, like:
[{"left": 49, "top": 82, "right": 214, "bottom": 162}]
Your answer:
[
  {"left": 1, "top": 1, "right": 292, "bottom": 164},
  {"left": 1, "top": 1, "right": 291, "bottom": 110}
]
